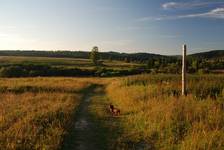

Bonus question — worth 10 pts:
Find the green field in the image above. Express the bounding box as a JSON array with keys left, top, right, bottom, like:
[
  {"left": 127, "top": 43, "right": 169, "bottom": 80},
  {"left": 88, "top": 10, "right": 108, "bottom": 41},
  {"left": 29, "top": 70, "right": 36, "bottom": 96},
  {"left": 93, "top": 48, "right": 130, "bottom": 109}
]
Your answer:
[
  {"left": 1, "top": 74, "right": 224, "bottom": 150},
  {"left": 0, "top": 56, "right": 146, "bottom": 78},
  {"left": 0, "top": 56, "right": 143, "bottom": 70}
]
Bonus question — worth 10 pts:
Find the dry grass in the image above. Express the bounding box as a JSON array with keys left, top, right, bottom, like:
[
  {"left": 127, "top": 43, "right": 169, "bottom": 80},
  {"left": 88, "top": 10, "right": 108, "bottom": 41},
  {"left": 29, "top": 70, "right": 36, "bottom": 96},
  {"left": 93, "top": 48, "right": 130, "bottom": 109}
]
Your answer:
[
  {"left": 106, "top": 74, "right": 224, "bottom": 149},
  {"left": 1, "top": 75, "right": 224, "bottom": 149},
  {"left": 0, "top": 78, "right": 95, "bottom": 149}
]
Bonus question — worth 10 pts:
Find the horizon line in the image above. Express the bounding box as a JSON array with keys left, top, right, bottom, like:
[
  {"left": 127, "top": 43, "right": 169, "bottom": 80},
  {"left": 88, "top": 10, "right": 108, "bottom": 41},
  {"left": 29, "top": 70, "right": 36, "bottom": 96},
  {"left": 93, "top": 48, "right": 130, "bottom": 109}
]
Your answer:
[{"left": 0, "top": 49, "right": 223, "bottom": 56}]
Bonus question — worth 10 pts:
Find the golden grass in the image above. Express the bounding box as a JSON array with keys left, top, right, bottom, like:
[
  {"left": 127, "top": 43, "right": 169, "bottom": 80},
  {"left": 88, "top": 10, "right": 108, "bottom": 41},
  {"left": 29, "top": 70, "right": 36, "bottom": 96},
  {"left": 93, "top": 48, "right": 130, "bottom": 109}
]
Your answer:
[
  {"left": 0, "top": 77, "right": 95, "bottom": 149},
  {"left": 106, "top": 74, "right": 224, "bottom": 149},
  {"left": 1, "top": 75, "right": 224, "bottom": 149}
]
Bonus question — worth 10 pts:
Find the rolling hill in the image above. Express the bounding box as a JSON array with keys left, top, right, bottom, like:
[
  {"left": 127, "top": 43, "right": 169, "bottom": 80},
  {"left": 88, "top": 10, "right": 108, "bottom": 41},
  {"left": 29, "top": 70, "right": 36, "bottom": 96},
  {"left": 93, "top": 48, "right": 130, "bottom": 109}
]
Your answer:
[
  {"left": 0, "top": 50, "right": 168, "bottom": 62},
  {"left": 0, "top": 50, "right": 223, "bottom": 61},
  {"left": 189, "top": 50, "right": 224, "bottom": 59}
]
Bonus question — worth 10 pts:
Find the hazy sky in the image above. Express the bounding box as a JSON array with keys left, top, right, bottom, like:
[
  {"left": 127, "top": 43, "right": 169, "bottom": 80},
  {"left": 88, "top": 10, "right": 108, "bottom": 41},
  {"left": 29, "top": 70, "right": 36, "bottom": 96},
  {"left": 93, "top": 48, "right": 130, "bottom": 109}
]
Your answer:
[{"left": 0, "top": 0, "right": 224, "bottom": 55}]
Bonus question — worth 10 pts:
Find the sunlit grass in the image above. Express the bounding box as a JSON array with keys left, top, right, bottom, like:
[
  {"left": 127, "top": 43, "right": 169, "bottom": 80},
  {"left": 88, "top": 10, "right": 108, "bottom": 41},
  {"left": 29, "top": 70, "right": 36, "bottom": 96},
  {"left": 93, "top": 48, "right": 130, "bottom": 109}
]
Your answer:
[
  {"left": 106, "top": 74, "right": 224, "bottom": 149},
  {"left": 0, "top": 78, "right": 94, "bottom": 149},
  {"left": 1, "top": 75, "right": 224, "bottom": 149}
]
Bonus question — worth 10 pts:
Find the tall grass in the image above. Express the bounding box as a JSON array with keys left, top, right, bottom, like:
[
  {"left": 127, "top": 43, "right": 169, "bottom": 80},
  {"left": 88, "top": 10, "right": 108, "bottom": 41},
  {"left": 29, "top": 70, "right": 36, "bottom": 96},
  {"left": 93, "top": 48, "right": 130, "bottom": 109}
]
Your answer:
[
  {"left": 1, "top": 75, "right": 224, "bottom": 149},
  {"left": 0, "top": 78, "right": 92, "bottom": 149},
  {"left": 106, "top": 74, "right": 224, "bottom": 149}
]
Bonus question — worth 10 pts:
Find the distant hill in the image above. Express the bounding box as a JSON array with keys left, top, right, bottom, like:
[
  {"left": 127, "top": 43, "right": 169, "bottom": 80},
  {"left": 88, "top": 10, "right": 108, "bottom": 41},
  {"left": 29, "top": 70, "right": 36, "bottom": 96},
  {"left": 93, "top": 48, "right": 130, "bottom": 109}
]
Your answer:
[
  {"left": 0, "top": 50, "right": 90, "bottom": 59},
  {"left": 189, "top": 50, "right": 224, "bottom": 59},
  {"left": 0, "top": 50, "right": 170, "bottom": 62},
  {"left": 100, "top": 51, "right": 169, "bottom": 62},
  {"left": 0, "top": 50, "right": 223, "bottom": 62}
]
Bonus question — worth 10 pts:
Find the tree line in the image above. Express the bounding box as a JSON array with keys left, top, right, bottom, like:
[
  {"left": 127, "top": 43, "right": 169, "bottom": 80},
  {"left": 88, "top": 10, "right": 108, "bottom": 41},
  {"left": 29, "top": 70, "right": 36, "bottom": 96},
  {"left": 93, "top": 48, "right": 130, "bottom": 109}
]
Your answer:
[{"left": 0, "top": 48, "right": 223, "bottom": 76}]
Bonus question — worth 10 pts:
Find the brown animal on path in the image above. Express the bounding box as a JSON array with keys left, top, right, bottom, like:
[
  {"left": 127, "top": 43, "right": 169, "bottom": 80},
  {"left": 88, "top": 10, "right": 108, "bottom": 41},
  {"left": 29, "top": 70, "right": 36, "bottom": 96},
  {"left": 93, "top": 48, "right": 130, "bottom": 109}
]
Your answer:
[{"left": 109, "top": 104, "right": 120, "bottom": 116}]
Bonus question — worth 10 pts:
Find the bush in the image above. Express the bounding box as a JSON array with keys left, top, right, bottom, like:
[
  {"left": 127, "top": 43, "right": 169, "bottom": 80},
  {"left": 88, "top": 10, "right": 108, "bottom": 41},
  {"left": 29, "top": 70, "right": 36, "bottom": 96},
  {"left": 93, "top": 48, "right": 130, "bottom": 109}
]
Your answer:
[
  {"left": 0, "top": 65, "right": 149, "bottom": 77},
  {"left": 198, "top": 68, "right": 209, "bottom": 74},
  {"left": 0, "top": 65, "right": 95, "bottom": 77},
  {"left": 0, "top": 66, "right": 28, "bottom": 77}
]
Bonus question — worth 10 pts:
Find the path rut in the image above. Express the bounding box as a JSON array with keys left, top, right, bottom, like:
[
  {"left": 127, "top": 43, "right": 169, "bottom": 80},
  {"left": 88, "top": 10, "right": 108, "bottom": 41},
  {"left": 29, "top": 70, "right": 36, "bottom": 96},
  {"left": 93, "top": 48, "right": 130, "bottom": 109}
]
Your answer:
[{"left": 61, "top": 85, "right": 107, "bottom": 150}]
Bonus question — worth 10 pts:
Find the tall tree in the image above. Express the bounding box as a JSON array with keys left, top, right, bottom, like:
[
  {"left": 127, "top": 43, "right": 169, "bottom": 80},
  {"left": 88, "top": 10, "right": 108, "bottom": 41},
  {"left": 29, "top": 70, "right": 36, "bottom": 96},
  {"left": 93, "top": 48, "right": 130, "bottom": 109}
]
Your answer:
[{"left": 90, "top": 46, "right": 100, "bottom": 65}]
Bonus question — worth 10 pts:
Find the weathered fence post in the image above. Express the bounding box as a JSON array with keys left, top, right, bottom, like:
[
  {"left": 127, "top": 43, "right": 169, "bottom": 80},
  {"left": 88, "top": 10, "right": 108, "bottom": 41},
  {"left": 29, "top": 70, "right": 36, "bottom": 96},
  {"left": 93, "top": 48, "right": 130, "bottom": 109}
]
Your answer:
[{"left": 182, "top": 44, "right": 187, "bottom": 96}]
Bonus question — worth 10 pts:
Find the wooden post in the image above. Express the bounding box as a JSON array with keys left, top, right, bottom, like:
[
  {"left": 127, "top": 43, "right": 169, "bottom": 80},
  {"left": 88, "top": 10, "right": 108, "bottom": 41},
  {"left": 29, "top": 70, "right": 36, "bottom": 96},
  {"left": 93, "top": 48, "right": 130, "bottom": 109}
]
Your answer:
[{"left": 182, "top": 44, "right": 187, "bottom": 96}]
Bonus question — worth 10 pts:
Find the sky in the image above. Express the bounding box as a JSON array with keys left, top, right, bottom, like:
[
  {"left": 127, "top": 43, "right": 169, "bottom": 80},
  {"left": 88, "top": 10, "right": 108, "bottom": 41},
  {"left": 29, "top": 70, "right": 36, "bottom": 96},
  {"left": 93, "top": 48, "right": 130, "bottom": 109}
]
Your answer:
[{"left": 0, "top": 0, "right": 224, "bottom": 55}]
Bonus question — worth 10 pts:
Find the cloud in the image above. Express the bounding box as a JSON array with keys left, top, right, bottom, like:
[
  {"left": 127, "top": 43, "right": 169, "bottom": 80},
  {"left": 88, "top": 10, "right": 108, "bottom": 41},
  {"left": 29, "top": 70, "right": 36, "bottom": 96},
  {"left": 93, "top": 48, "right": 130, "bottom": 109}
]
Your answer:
[
  {"left": 162, "top": 1, "right": 224, "bottom": 10},
  {"left": 137, "top": 16, "right": 155, "bottom": 22},
  {"left": 162, "top": 2, "right": 181, "bottom": 9},
  {"left": 160, "top": 7, "right": 224, "bottom": 20},
  {"left": 139, "top": 7, "right": 224, "bottom": 21}
]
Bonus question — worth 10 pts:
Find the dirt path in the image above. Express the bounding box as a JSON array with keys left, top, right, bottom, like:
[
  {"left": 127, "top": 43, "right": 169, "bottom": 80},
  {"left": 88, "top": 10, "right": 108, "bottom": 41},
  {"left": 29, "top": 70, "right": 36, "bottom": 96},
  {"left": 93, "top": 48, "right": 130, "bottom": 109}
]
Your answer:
[{"left": 61, "top": 84, "right": 108, "bottom": 150}]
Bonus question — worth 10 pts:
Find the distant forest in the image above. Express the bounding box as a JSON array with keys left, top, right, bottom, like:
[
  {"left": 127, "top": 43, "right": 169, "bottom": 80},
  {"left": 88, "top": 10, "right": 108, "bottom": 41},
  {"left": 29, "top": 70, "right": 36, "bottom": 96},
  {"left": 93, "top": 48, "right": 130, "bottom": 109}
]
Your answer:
[
  {"left": 0, "top": 50, "right": 223, "bottom": 77},
  {"left": 0, "top": 50, "right": 169, "bottom": 62},
  {"left": 0, "top": 50, "right": 223, "bottom": 62}
]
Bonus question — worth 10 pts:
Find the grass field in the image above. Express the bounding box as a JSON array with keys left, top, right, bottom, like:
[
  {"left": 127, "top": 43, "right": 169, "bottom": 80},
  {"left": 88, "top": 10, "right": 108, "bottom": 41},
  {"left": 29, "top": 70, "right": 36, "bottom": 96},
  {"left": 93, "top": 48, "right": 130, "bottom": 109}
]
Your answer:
[
  {"left": 0, "top": 78, "right": 98, "bottom": 149},
  {"left": 0, "top": 56, "right": 143, "bottom": 70},
  {"left": 0, "top": 74, "right": 224, "bottom": 150},
  {"left": 106, "top": 74, "right": 224, "bottom": 149}
]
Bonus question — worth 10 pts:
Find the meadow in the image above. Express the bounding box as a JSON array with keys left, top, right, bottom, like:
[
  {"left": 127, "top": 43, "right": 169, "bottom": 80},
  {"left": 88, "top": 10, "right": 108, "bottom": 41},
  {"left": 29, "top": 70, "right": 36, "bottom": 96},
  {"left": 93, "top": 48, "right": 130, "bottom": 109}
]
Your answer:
[
  {"left": 0, "top": 78, "right": 97, "bottom": 149},
  {"left": 0, "top": 74, "right": 224, "bottom": 150},
  {"left": 0, "top": 56, "right": 142, "bottom": 70},
  {"left": 0, "top": 56, "right": 145, "bottom": 78},
  {"left": 106, "top": 74, "right": 224, "bottom": 149}
]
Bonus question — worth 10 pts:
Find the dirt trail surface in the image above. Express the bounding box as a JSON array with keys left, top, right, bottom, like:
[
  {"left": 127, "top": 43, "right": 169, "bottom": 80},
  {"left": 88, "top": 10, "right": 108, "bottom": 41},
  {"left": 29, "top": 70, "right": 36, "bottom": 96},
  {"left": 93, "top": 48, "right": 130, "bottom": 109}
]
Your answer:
[{"left": 61, "top": 84, "right": 108, "bottom": 150}]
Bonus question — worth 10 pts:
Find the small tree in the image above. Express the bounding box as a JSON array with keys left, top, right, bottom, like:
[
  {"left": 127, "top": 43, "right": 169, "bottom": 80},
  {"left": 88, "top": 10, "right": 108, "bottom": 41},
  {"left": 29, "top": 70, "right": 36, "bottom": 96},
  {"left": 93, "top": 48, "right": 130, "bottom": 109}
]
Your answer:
[
  {"left": 192, "top": 59, "right": 199, "bottom": 71},
  {"left": 147, "top": 59, "right": 154, "bottom": 69},
  {"left": 90, "top": 46, "right": 100, "bottom": 65},
  {"left": 124, "top": 57, "right": 130, "bottom": 63}
]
